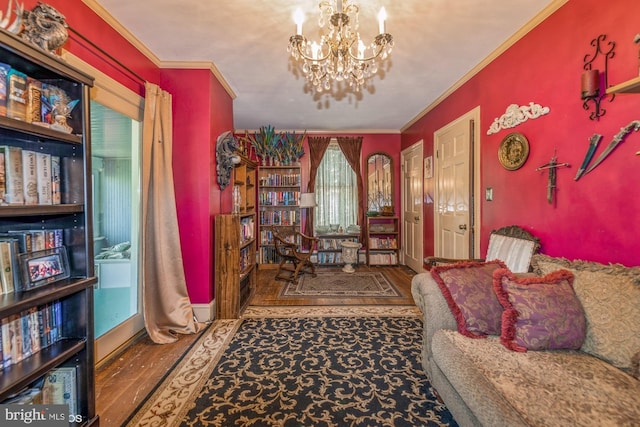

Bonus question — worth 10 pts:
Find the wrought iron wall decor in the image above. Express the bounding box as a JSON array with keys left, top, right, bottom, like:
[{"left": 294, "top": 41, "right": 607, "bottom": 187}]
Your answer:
[{"left": 582, "top": 34, "right": 616, "bottom": 120}]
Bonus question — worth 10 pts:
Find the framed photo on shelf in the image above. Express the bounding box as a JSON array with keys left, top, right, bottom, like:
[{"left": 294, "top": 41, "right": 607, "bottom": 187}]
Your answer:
[
  {"left": 424, "top": 156, "right": 433, "bottom": 179},
  {"left": 20, "top": 247, "right": 70, "bottom": 290}
]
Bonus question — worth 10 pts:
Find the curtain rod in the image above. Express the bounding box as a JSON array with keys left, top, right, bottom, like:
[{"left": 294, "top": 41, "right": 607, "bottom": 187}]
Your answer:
[{"left": 68, "top": 26, "right": 146, "bottom": 85}]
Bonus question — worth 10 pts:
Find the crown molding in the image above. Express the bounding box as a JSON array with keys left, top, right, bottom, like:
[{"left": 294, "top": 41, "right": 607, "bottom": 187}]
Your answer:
[
  {"left": 159, "top": 61, "right": 236, "bottom": 99},
  {"left": 81, "top": 0, "right": 235, "bottom": 99},
  {"left": 400, "top": 0, "right": 569, "bottom": 132},
  {"left": 234, "top": 129, "right": 401, "bottom": 135}
]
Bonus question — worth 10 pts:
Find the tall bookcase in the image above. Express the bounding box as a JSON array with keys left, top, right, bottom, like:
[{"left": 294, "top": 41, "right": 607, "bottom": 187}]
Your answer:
[
  {"left": 0, "top": 31, "right": 98, "bottom": 424},
  {"left": 215, "top": 156, "right": 257, "bottom": 319},
  {"left": 366, "top": 216, "right": 400, "bottom": 266},
  {"left": 257, "top": 165, "right": 301, "bottom": 267}
]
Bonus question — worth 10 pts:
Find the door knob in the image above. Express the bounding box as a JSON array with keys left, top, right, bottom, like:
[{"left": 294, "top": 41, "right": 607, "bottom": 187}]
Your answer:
[
  {"left": 414, "top": 216, "right": 419, "bottom": 221},
  {"left": 459, "top": 224, "right": 467, "bottom": 230}
]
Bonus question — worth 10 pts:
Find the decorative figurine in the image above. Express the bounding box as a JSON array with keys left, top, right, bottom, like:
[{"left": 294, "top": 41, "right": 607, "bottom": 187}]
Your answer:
[
  {"left": 216, "top": 131, "right": 241, "bottom": 190},
  {"left": 21, "top": 2, "right": 68, "bottom": 54}
]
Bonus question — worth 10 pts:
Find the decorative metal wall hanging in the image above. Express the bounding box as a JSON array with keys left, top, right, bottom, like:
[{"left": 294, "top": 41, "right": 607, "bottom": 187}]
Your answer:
[
  {"left": 486, "top": 102, "right": 550, "bottom": 135},
  {"left": 582, "top": 34, "right": 615, "bottom": 120},
  {"left": 536, "top": 151, "right": 570, "bottom": 205},
  {"left": 216, "top": 131, "right": 241, "bottom": 190},
  {"left": 498, "top": 132, "right": 530, "bottom": 170},
  {"left": 580, "top": 120, "right": 640, "bottom": 177}
]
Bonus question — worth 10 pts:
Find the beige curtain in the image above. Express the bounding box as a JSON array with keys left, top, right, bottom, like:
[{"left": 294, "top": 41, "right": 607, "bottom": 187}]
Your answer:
[
  {"left": 305, "top": 136, "right": 331, "bottom": 237},
  {"left": 142, "top": 82, "right": 204, "bottom": 344}
]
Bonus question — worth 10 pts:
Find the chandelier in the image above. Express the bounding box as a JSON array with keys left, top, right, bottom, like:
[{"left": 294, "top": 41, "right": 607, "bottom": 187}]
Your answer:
[{"left": 288, "top": 1, "right": 393, "bottom": 93}]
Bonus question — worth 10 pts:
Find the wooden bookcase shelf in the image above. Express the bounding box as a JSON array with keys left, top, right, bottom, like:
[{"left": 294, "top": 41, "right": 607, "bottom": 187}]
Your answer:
[
  {"left": 257, "top": 165, "right": 301, "bottom": 268},
  {"left": 315, "top": 233, "right": 360, "bottom": 266},
  {"left": 215, "top": 157, "right": 257, "bottom": 319},
  {"left": 366, "top": 216, "right": 400, "bottom": 266},
  {"left": 0, "top": 30, "right": 98, "bottom": 425}
]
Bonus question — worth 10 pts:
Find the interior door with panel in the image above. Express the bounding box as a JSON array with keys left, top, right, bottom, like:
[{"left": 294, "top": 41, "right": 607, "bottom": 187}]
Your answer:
[
  {"left": 401, "top": 142, "right": 423, "bottom": 272},
  {"left": 434, "top": 116, "right": 472, "bottom": 260}
]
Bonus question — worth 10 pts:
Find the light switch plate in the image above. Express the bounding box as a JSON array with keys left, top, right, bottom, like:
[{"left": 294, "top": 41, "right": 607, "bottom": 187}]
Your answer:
[{"left": 485, "top": 187, "right": 493, "bottom": 201}]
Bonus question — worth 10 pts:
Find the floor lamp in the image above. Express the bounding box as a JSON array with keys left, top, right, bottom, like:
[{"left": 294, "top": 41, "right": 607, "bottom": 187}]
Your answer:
[{"left": 299, "top": 193, "right": 317, "bottom": 240}]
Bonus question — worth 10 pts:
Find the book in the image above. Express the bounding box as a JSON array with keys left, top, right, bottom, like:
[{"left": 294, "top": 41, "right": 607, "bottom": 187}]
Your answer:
[
  {"left": 51, "top": 155, "right": 61, "bottom": 204},
  {"left": 0, "top": 239, "right": 16, "bottom": 293},
  {"left": 0, "top": 145, "right": 24, "bottom": 204},
  {"left": 0, "top": 151, "right": 5, "bottom": 204},
  {"left": 1, "top": 316, "right": 12, "bottom": 367},
  {"left": 42, "top": 366, "right": 78, "bottom": 416},
  {"left": 28, "top": 306, "right": 41, "bottom": 354},
  {"left": 21, "top": 149, "right": 38, "bottom": 205},
  {"left": 0, "top": 62, "right": 10, "bottom": 116},
  {"left": 3, "top": 230, "right": 33, "bottom": 253},
  {"left": 61, "top": 156, "right": 84, "bottom": 204},
  {"left": 26, "top": 77, "right": 43, "bottom": 124},
  {"left": 6, "top": 68, "right": 28, "bottom": 121},
  {"left": 20, "top": 310, "right": 32, "bottom": 360},
  {"left": 36, "top": 152, "right": 53, "bottom": 205}
]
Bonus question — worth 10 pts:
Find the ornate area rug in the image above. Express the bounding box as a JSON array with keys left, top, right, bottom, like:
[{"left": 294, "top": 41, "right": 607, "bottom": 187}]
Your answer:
[
  {"left": 126, "top": 306, "right": 457, "bottom": 427},
  {"left": 279, "top": 271, "right": 403, "bottom": 298}
]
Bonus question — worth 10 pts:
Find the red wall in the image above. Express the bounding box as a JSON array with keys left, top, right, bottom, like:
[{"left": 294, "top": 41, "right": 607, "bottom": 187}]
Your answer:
[{"left": 402, "top": 0, "right": 640, "bottom": 267}]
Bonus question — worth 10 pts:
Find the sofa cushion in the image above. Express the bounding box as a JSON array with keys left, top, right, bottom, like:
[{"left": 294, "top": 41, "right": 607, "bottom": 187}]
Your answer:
[
  {"left": 531, "top": 254, "right": 640, "bottom": 370},
  {"left": 493, "top": 268, "right": 586, "bottom": 351},
  {"left": 432, "top": 329, "right": 640, "bottom": 427},
  {"left": 430, "top": 260, "right": 506, "bottom": 338}
]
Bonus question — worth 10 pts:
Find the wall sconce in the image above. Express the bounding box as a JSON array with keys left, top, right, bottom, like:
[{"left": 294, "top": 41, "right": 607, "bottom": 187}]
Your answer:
[{"left": 581, "top": 34, "right": 615, "bottom": 120}]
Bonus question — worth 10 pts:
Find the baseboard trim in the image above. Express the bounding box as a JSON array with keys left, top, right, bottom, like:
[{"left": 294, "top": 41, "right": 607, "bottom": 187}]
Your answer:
[{"left": 192, "top": 301, "right": 215, "bottom": 323}]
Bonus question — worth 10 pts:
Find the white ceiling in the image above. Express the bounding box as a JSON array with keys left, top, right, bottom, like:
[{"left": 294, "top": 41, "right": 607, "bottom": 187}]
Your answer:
[{"left": 92, "top": 0, "right": 558, "bottom": 132}]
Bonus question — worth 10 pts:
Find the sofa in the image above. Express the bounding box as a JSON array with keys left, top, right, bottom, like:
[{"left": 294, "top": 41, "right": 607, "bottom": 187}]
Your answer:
[{"left": 411, "top": 253, "right": 640, "bottom": 427}]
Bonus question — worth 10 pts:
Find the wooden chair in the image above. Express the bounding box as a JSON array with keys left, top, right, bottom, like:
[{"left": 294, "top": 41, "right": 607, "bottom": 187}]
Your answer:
[
  {"left": 425, "top": 225, "right": 541, "bottom": 273},
  {"left": 272, "top": 227, "right": 320, "bottom": 283}
]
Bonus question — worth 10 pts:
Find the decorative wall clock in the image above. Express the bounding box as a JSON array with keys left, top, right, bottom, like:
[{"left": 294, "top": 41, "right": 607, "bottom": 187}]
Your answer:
[{"left": 498, "top": 132, "right": 530, "bottom": 170}]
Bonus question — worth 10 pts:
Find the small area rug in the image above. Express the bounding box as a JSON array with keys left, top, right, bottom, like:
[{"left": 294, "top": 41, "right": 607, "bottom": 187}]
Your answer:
[
  {"left": 126, "top": 306, "right": 457, "bottom": 427},
  {"left": 279, "top": 271, "right": 402, "bottom": 298}
]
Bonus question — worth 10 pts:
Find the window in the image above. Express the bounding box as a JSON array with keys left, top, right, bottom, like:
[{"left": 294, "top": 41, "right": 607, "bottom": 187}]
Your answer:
[{"left": 314, "top": 142, "right": 358, "bottom": 230}]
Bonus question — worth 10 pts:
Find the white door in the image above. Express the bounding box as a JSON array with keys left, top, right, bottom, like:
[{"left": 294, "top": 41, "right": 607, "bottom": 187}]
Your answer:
[
  {"left": 434, "top": 108, "right": 480, "bottom": 259},
  {"left": 401, "top": 141, "right": 423, "bottom": 272}
]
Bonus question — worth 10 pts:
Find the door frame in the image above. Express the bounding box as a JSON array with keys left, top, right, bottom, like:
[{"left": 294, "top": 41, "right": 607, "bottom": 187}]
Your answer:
[
  {"left": 433, "top": 106, "right": 482, "bottom": 258},
  {"left": 400, "top": 140, "right": 423, "bottom": 271},
  {"left": 62, "top": 52, "right": 145, "bottom": 364}
]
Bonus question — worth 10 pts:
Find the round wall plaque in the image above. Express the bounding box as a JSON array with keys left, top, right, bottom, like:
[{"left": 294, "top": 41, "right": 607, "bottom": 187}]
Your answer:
[{"left": 498, "top": 132, "right": 530, "bottom": 170}]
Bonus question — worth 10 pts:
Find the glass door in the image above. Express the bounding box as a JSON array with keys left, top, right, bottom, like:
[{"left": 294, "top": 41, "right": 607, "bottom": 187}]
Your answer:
[{"left": 90, "top": 101, "right": 143, "bottom": 361}]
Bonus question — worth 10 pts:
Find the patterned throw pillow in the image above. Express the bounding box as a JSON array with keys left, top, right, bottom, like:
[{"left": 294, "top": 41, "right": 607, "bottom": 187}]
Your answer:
[
  {"left": 493, "top": 268, "right": 587, "bottom": 352},
  {"left": 430, "top": 260, "right": 507, "bottom": 338},
  {"left": 531, "top": 254, "right": 640, "bottom": 369}
]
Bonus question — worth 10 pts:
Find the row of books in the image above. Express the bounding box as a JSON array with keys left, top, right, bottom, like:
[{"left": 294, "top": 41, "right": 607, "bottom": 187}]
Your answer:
[
  {"left": 369, "top": 252, "right": 398, "bottom": 265},
  {"left": 369, "top": 237, "right": 398, "bottom": 249},
  {"left": 239, "top": 246, "right": 253, "bottom": 273},
  {"left": 0, "top": 230, "right": 64, "bottom": 295},
  {"left": 258, "top": 210, "right": 299, "bottom": 226},
  {"left": 0, "top": 301, "right": 63, "bottom": 370},
  {"left": 317, "top": 237, "right": 359, "bottom": 250},
  {"left": 258, "top": 173, "right": 300, "bottom": 187},
  {"left": 259, "top": 191, "right": 300, "bottom": 206},
  {"left": 0, "top": 61, "right": 78, "bottom": 133},
  {"left": 0, "top": 145, "right": 83, "bottom": 206},
  {"left": 239, "top": 217, "right": 255, "bottom": 243},
  {"left": 259, "top": 229, "right": 301, "bottom": 246},
  {"left": 1, "top": 365, "right": 78, "bottom": 417}
]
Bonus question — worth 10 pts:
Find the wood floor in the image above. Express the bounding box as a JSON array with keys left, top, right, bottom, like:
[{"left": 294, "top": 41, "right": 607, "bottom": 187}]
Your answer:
[{"left": 95, "top": 265, "right": 417, "bottom": 426}]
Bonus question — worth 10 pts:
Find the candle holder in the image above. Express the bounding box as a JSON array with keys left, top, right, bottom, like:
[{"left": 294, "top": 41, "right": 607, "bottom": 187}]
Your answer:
[{"left": 582, "top": 34, "right": 615, "bottom": 120}]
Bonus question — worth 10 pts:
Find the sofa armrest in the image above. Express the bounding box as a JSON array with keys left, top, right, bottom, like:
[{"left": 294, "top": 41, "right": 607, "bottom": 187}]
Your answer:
[{"left": 411, "top": 273, "right": 457, "bottom": 374}]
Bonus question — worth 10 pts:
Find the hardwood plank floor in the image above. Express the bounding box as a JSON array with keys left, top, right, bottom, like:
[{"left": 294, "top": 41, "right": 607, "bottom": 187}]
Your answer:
[{"left": 95, "top": 265, "right": 417, "bottom": 425}]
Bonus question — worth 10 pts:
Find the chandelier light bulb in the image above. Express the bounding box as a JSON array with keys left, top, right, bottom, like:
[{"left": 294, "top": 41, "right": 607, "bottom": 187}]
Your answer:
[
  {"left": 294, "top": 9, "right": 305, "bottom": 35},
  {"left": 378, "top": 7, "right": 387, "bottom": 34}
]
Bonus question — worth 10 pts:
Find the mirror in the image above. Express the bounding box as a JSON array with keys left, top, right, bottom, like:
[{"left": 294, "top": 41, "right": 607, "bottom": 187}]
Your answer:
[{"left": 366, "top": 152, "right": 393, "bottom": 214}]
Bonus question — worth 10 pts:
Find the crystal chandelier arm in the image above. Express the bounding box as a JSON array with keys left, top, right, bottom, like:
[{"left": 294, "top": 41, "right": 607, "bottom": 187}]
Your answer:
[
  {"left": 289, "top": 35, "right": 333, "bottom": 62},
  {"left": 346, "top": 34, "right": 392, "bottom": 62}
]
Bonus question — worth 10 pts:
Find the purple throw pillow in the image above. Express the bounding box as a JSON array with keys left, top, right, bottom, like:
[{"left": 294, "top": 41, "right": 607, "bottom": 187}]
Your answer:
[
  {"left": 430, "top": 260, "right": 507, "bottom": 338},
  {"left": 493, "top": 268, "right": 587, "bottom": 352}
]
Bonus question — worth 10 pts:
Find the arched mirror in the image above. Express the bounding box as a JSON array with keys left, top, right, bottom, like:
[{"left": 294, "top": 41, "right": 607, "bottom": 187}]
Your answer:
[{"left": 366, "top": 152, "right": 393, "bottom": 215}]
